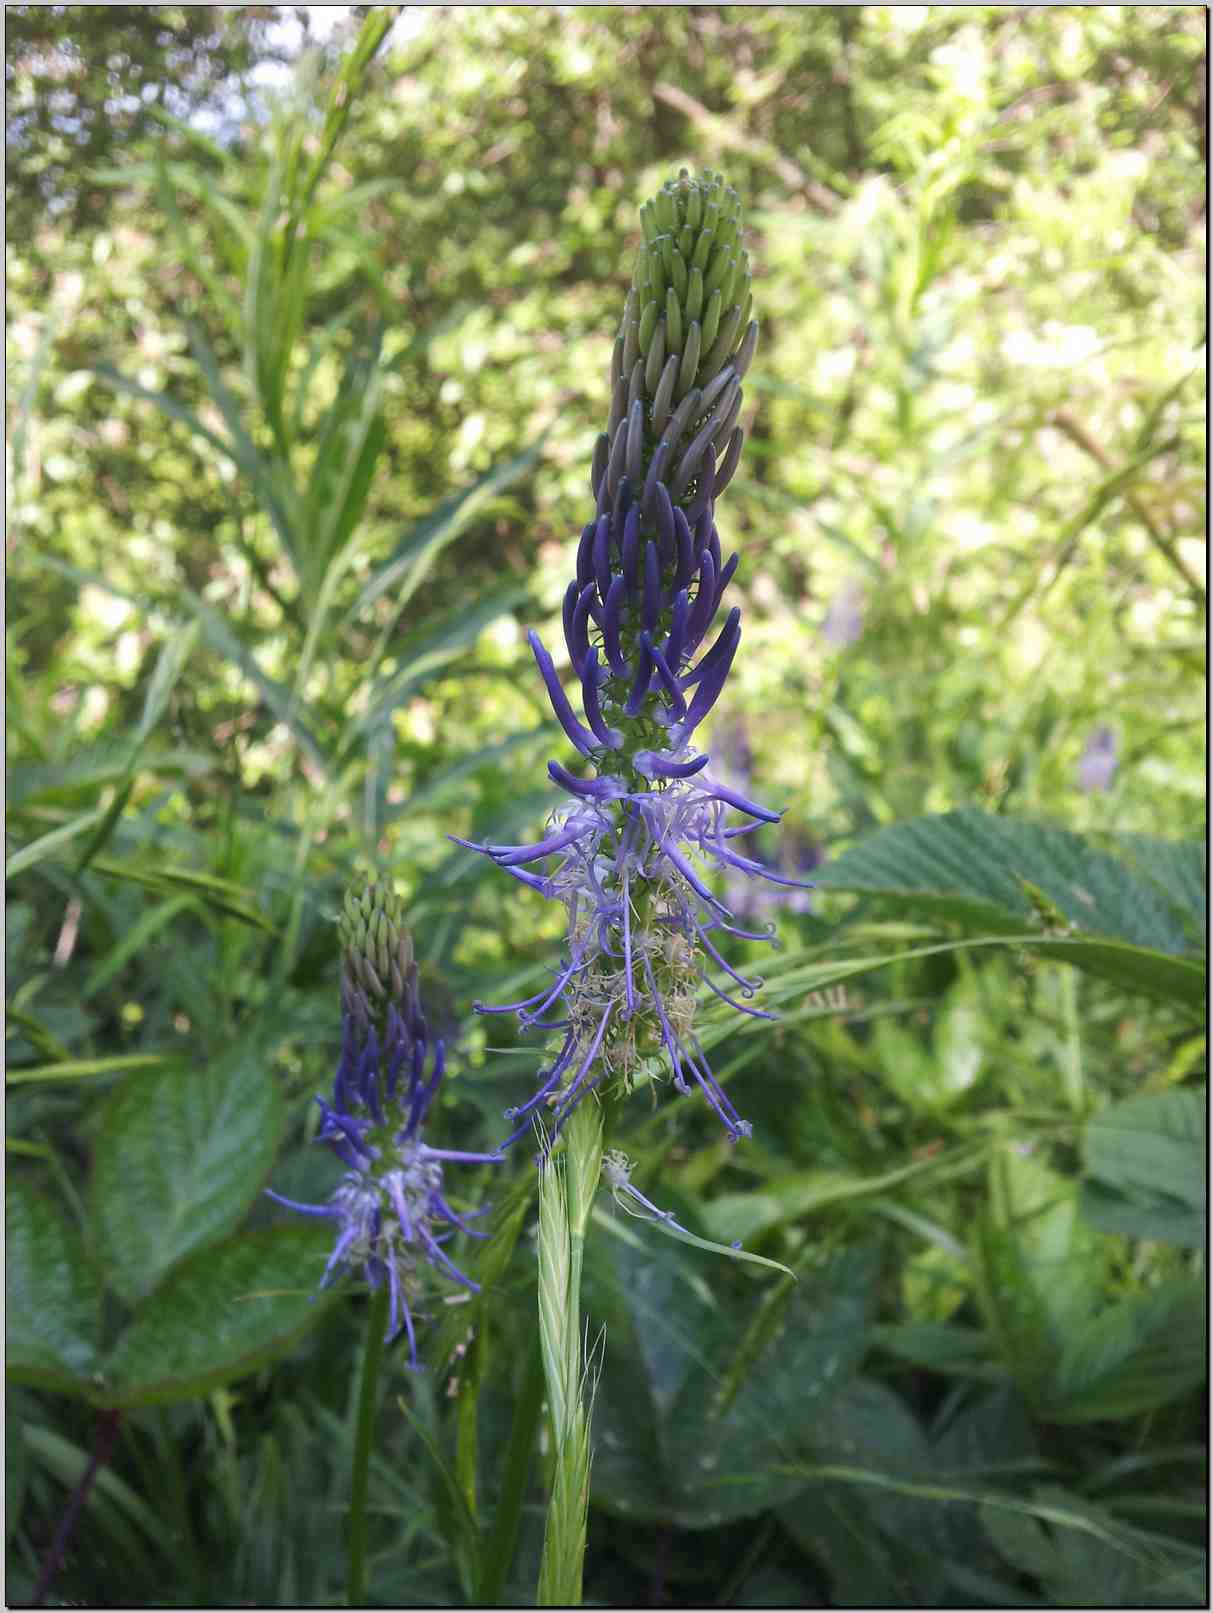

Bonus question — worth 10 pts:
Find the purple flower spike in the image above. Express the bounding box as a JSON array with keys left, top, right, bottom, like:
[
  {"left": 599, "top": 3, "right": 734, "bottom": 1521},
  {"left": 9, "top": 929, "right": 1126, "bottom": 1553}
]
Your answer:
[
  {"left": 467, "top": 171, "right": 781, "bottom": 1151},
  {"left": 529, "top": 630, "right": 600, "bottom": 757},
  {"left": 581, "top": 647, "right": 624, "bottom": 750},
  {"left": 268, "top": 881, "right": 500, "bottom": 1367}
]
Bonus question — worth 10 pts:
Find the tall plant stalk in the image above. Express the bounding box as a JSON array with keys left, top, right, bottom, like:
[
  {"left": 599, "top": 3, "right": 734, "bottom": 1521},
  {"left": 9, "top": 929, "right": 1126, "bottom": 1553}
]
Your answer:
[{"left": 536, "top": 1099, "right": 604, "bottom": 1606}]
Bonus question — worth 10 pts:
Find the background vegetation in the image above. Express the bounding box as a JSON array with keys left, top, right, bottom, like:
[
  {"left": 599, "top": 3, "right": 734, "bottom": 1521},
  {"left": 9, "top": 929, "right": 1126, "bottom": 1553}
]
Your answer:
[{"left": 6, "top": 6, "right": 1206, "bottom": 1606}]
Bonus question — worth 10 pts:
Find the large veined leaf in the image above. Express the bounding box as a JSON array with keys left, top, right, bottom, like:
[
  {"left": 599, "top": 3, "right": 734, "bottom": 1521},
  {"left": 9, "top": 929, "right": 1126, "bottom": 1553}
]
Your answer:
[
  {"left": 814, "top": 810, "right": 1205, "bottom": 1004},
  {"left": 97, "top": 1223, "right": 338, "bottom": 1407},
  {"left": 6, "top": 1180, "right": 102, "bottom": 1394},
  {"left": 584, "top": 1229, "right": 878, "bottom": 1530},
  {"left": 1079, "top": 1087, "right": 1206, "bottom": 1247},
  {"left": 1102, "top": 833, "right": 1207, "bottom": 943},
  {"left": 91, "top": 1048, "right": 285, "bottom": 1305},
  {"left": 1047, "top": 1279, "right": 1206, "bottom": 1422}
]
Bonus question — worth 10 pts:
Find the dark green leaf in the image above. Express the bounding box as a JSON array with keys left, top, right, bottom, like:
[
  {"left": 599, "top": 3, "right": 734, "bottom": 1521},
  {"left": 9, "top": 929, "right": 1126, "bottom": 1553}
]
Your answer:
[
  {"left": 6, "top": 1179, "right": 101, "bottom": 1393},
  {"left": 92, "top": 1049, "right": 285, "bottom": 1304},
  {"left": 98, "top": 1223, "right": 338, "bottom": 1407},
  {"left": 1080, "top": 1088, "right": 1206, "bottom": 1248},
  {"left": 1047, "top": 1280, "right": 1206, "bottom": 1422}
]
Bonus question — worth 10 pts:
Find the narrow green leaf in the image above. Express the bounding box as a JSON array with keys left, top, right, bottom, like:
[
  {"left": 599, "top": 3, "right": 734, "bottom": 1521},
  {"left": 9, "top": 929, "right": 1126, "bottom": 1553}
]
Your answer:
[
  {"left": 347, "top": 442, "right": 542, "bottom": 626},
  {"left": 81, "top": 894, "right": 199, "bottom": 1000},
  {"left": 6, "top": 1054, "right": 171, "bottom": 1086},
  {"left": 6, "top": 805, "right": 107, "bottom": 878}
]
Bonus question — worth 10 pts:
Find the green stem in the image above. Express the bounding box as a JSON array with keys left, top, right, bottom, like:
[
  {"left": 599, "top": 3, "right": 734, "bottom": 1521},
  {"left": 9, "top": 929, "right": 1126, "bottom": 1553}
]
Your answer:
[
  {"left": 536, "top": 1097, "right": 605, "bottom": 1606},
  {"left": 349, "top": 1285, "right": 390, "bottom": 1608}
]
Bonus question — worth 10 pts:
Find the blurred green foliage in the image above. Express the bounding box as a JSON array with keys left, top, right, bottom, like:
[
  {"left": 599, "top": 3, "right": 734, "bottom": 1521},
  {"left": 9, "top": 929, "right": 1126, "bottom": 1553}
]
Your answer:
[{"left": 6, "top": 6, "right": 1206, "bottom": 1607}]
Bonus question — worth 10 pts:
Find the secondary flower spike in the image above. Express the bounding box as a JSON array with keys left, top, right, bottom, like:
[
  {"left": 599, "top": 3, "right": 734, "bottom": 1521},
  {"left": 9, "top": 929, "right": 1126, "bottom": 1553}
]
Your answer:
[
  {"left": 268, "top": 881, "right": 499, "bottom": 1367},
  {"left": 456, "top": 171, "right": 809, "bottom": 1149}
]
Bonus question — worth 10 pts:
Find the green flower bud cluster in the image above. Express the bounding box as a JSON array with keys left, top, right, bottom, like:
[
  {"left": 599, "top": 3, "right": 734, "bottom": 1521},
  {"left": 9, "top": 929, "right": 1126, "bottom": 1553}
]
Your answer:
[
  {"left": 338, "top": 879, "right": 422, "bottom": 1040},
  {"left": 592, "top": 168, "right": 758, "bottom": 517}
]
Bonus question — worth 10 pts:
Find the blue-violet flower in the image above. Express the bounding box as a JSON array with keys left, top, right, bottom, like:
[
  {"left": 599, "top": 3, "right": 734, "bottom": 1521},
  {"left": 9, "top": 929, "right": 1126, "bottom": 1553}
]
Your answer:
[
  {"left": 457, "top": 171, "right": 810, "bottom": 1150},
  {"left": 268, "top": 881, "right": 499, "bottom": 1366}
]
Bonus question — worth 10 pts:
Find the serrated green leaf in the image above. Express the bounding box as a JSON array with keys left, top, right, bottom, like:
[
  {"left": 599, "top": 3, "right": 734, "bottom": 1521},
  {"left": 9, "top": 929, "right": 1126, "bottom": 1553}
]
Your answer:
[
  {"left": 777, "top": 1377, "right": 947, "bottom": 1604},
  {"left": 586, "top": 1235, "right": 878, "bottom": 1529},
  {"left": 92, "top": 1050, "right": 285, "bottom": 1304},
  {"left": 815, "top": 810, "right": 1196, "bottom": 961},
  {"left": 1047, "top": 1280, "right": 1206, "bottom": 1422},
  {"left": 6, "top": 1180, "right": 101, "bottom": 1393},
  {"left": 98, "top": 1223, "right": 338, "bottom": 1407},
  {"left": 1080, "top": 1088, "right": 1206, "bottom": 1248}
]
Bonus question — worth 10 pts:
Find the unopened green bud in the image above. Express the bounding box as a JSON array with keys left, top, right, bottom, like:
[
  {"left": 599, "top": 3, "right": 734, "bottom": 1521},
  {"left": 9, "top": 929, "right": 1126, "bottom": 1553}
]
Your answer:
[{"left": 339, "top": 879, "right": 419, "bottom": 1035}]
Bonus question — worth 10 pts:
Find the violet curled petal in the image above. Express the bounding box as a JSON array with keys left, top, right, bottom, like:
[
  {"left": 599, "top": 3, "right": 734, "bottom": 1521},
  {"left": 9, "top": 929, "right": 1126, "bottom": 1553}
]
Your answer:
[
  {"left": 593, "top": 514, "right": 612, "bottom": 601},
  {"left": 672, "top": 627, "right": 740, "bottom": 745},
  {"left": 643, "top": 541, "right": 661, "bottom": 632},
  {"left": 653, "top": 481, "right": 676, "bottom": 567},
  {"left": 656, "top": 830, "right": 726, "bottom": 911},
  {"left": 684, "top": 443, "right": 717, "bottom": 527},
  {"left": 581, "top": 647, "right": 624, "bottom": 750},
  {"left": 602, "top": 574, "right": 629, "bottom": 676},
  {"left": 498, "top": 865, "right": 550, "bottom": 893},
  {"left": 700, "top": 776, "right": 783, "bottom": 823},
  {"left": 693, "top": 507, "right": 713, "bottom": 563},
  {"left": 491, "top": 820, "right": 591, "bottom": 867},
  {"left": 569, "top": 582, "right": 596, "bottom": 674},
  {"left": 642, "top": 440, "right": 671, "bottom": 520},
  {"left": 635, "top": 749, "right": 710, "bottom": 780},
  {"left": 682, "top": 605, "right": 741, "bottom": 689},
  {"left": 575, "top": 521, "right": 595, "bottom": 590},
  {"left": 561, "top": 580, "right": 582, "bottom": 673},
  {"left": 528, "top": 630, "right": 598, "bottom": 757},
  {"left": 624, "top": 636, "right": 655, "bottom": 717},
  {"left": 672, "top": 507, "right": 695, "bottom": 592},
  {"left": 621, "top": 506, "right": 641, "bottom": 589},
  {"left": 684, "top": 550, "right": 718, "bottom": 657},
  {"left": 664, "top": 588, "right": 690, "bottom": 673},
  {"left": 610, "top": 473, "right": 633, "bottom": 539},
  {"left": 714, "top": 552, "right": 739, "bottom": 611},
  {"left": 548, "top": 760, "right": 622, "bottom": 800},
  {"left": 643, "top": 633, "right": 688, "bottom": 720},
  {"left": 264, "top": 1189, "right": 341, "bottom": 1218}
]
